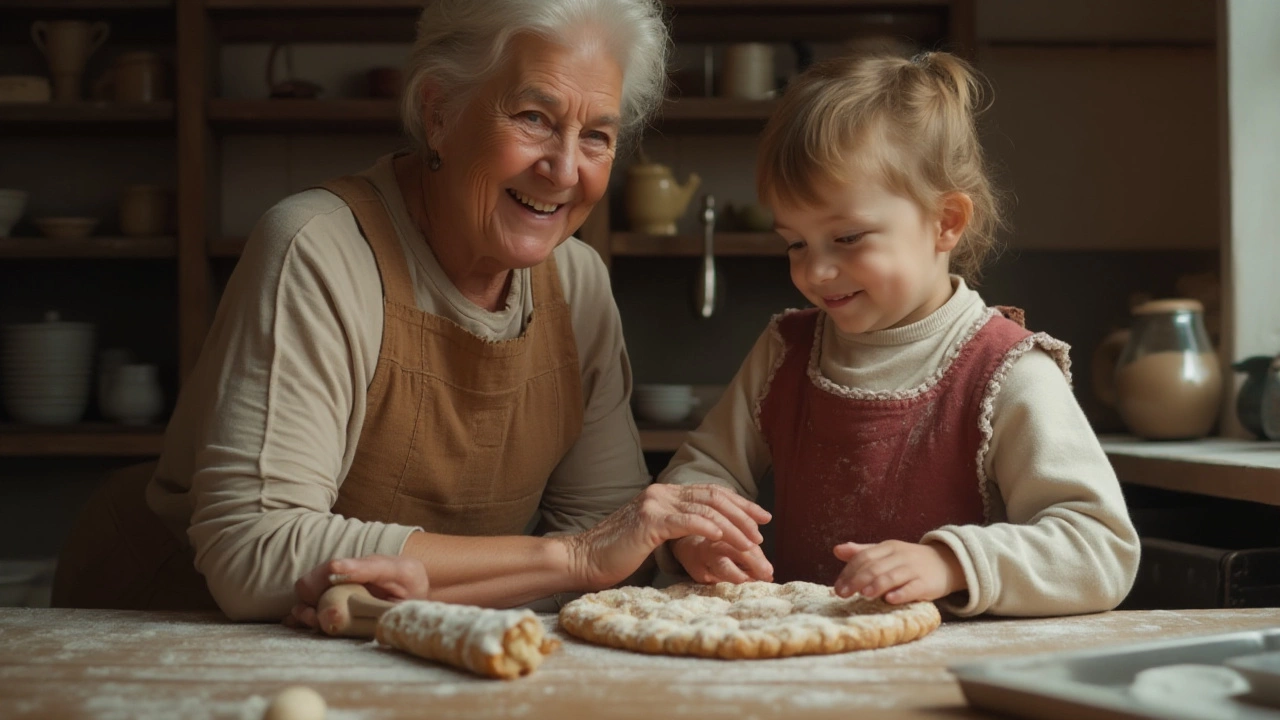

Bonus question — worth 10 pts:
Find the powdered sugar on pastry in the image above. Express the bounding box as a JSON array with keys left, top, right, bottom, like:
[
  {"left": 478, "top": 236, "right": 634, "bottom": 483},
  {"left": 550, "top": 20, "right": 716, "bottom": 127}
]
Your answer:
[
  {"left": 376, "top": 600, "right": 560, "bottom": 680},
  {"left": 559, "top": 581, "right": 940, "bottom": 659}
]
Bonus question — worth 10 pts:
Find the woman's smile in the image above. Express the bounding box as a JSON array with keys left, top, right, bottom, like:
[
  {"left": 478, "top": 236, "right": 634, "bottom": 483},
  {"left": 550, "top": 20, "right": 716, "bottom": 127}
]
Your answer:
[{"left": 506, "top": 188, "right": 564, "bottom": 217}]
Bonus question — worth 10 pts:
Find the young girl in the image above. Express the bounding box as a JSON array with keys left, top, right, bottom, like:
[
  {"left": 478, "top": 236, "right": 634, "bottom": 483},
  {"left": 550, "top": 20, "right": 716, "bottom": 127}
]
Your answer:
[{"left": 656, "top": 51, "right": 1139, "bottom": 617}]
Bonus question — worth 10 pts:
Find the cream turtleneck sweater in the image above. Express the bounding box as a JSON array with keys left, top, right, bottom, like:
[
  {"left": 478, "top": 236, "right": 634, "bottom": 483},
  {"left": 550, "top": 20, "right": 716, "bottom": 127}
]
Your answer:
[{"left": 658, "top": 279, "right": 1140, "bottom": 617}]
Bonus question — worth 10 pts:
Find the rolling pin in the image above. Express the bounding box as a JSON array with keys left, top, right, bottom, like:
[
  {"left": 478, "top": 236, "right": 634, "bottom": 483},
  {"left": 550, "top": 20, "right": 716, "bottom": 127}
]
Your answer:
[{"left": 316, "top": 584, "right": 560, "bottom": 680}]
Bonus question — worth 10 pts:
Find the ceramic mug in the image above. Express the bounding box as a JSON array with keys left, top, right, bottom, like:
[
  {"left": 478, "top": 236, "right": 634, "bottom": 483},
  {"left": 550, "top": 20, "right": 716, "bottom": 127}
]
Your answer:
[
  {"left": 119, "top": 185, "right": 169, "bottom": 237},
  {"left": 721, "top": 43, "right": 775, "bottom": 100},
  {"left": 31, "top": 21, "right": 110, "bottom": 102},
  {"left": 95, "top": 51, "right": 165, "bottom": 103}
]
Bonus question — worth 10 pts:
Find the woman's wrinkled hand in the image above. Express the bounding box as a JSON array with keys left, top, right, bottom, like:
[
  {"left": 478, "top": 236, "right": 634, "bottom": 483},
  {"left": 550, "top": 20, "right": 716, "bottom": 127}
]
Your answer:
[
  {"left": 671, "top": 534, "right": 773, "bottom": 584},
  {"left": 831, "top": 540, "right": 964, "bottom": 605},
  {"left": 284, "top": 552, "right": 430, "bottom": 631},
  {"left": 565, "top": 483, "right": 771, "bottom": 590}
]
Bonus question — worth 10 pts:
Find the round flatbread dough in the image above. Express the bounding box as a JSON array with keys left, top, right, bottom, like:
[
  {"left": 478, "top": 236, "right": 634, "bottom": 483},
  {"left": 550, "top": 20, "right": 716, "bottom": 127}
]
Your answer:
[{"left": 558, "top": 581, "right": 941, "bottom": 659}]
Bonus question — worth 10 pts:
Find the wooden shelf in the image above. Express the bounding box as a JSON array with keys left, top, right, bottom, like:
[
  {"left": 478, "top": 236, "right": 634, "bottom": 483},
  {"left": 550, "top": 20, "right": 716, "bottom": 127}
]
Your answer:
[
  {"left": 207, "top": 0, "right": 419, "bottom": 7},
  {"left": 0, "top": 0, "right": 169, "bottom": 7},
  {"left": 638, "top": 426, "right": 693, "bottom": 453},
  {"left": 213, "top": 233, "right": 783, "bottom": 259},
  {"left": 1101, "top": 435, "right": 1280, "bottom": 507},
  {"left": 212, "top": 233, "right": 783, "bottom": 259},
  {"left": 0, "top": 102, "right": 174, "bottom": 128},
  {"left": 204, "top": 97, "right": 772, "bottom": 133},
  {"left": 0, "top": 236, "right": 176, "bottom": 259},
  {"left": 207, "top": 98, "right": 400, "bottom": 132},
  {"left": 0, "top": 424, "right": 165, "bottom": 457},
  {"left": 656, "top": 97, "right": 776, "bottom": 131},
  {"left": 207, "top": 0, "right": 938, "bottom": 6},
  {"left": 612, "top": 232, "right": 784, "bottom": 257}
]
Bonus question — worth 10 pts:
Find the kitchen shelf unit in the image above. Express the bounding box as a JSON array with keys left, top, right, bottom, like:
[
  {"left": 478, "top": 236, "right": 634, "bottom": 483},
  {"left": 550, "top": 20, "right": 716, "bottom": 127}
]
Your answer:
[
  {"left": 0, "top": 101, "right": 174, "bottom": 126},
  {"left": 0, "top": 0, "right": 972, "bottom": 455},
  {"left": 0, "top": 236, "right": 177, "bottom": 259},
  {"left": 185, "top": 0, "right": 971, "bottom": 453},
  {"left": 0, "top": 0, "right": 178, "bottom": 455},
  {"left": 0, "top": 424, "right": 166, "bottom": 457}
]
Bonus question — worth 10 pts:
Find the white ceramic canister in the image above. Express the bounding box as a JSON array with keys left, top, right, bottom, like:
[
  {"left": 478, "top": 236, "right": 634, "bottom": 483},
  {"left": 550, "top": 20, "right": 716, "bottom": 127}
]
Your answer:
[
  {"left": 106, "top": 363, "right": 163, "bottom": 425},
  {"left": 96, "top": 347, "right": 133, "bottom": 421}
]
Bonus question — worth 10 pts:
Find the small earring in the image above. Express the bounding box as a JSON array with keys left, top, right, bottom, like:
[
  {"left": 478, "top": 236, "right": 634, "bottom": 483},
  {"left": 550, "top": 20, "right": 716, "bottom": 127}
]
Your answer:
[{"left": 428, "top": 148, "right": 441, "bottom": 171}]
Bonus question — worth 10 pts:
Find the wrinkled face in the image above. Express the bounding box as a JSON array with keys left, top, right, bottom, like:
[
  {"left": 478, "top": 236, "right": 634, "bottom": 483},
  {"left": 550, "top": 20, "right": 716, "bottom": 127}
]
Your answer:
[
  {"left": 431, "top": 32, "right": 622, "bottom": 270},
  {"left": 773, "top": 170, "right": 953, "bottom": 334}
]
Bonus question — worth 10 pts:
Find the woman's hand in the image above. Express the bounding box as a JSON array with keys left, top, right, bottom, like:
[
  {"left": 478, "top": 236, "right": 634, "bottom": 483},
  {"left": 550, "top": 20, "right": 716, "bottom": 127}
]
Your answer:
[
  {"left": 832, "top": 540, "right": 965, "bottom": 604},
  {"left": 671, "top": 535, "right": 773, "bottom": 584},
  {"left": 286, "top": 553, "right": 430, "bottom": 631},
  {"left": 565, "top": 484, "right": 771, "bottom": 590}
]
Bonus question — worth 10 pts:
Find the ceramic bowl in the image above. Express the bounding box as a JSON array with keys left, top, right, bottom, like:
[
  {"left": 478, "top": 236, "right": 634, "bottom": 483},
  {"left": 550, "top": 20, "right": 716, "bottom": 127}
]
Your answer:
[
  {"left": 0, "top": 189, "right": 28, "bottom": 238},
  {"left": 34, "top": 217, "right": 98, "bottom": 240},
  {"left": 633, "top": 384, "right": 699, "bottom": 424}
]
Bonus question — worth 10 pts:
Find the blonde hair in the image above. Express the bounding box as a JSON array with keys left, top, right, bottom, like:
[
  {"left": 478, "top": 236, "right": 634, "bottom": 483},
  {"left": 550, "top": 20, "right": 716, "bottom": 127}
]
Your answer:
[
  {"left": 756, "top": 51, "right": 1004, "bottom": 283},
  {"left": 401, "top": 0, "right": 669, "bottom": 156}
]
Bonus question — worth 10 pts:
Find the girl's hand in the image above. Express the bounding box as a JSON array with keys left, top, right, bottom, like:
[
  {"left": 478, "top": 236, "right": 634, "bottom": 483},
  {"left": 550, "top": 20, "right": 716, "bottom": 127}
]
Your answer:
[
  {"left": 671, "top": 535, "right": 774, "bottom": 584},
  {"left": 565, "top": 484, "right": 771, "bottom": 590},
  {"left": 286, "top": 553, "right": 430, "bottom": 631},
  {"left": 832, "top": 540, "right": 965, "bottom": 604}
]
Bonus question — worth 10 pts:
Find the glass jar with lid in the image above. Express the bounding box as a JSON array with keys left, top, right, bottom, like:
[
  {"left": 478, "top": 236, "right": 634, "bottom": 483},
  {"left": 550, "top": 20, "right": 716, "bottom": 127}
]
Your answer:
[{"left": 1095, "top": 299, "right": 1222, "bottom": 440}]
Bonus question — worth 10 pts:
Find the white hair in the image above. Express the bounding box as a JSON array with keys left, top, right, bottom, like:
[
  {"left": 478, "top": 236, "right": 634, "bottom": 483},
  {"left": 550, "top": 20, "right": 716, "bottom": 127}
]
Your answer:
[{"left": 400, "top": 0, "right": 669, "bottom": 155}]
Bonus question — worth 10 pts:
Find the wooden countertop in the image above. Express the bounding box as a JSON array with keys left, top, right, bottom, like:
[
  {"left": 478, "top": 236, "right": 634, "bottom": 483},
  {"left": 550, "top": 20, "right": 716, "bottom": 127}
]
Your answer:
[
  {"left": 3, "top": 607, "right": 1279, "bottom": 719},
  {"left": 1100, "top": 435, "right": 1280, "bottom": 506}
]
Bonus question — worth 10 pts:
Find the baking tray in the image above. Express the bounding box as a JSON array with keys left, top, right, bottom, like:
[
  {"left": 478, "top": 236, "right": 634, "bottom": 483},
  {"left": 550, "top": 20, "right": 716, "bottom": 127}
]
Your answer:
[{"left": 951, "top": 627, "right": 1280, "bottom": 720}]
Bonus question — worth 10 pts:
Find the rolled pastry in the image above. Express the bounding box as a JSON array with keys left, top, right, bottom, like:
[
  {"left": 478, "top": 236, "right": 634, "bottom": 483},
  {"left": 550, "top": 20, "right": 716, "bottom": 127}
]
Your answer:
[{"left": 375, "top": 599, "right": 560, "bottom": 680}]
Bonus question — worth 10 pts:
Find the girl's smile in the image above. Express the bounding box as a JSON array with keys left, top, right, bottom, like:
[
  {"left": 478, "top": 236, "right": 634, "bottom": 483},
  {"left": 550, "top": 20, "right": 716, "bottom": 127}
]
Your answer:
[{"left": 821, "top": 290, "right": 862, "bottom": 309}]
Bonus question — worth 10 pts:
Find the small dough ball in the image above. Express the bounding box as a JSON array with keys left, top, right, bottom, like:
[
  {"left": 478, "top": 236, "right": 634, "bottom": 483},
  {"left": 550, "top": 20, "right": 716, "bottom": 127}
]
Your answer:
[{"left": 264, "top": 686, "right": 326, "bottom": 720}]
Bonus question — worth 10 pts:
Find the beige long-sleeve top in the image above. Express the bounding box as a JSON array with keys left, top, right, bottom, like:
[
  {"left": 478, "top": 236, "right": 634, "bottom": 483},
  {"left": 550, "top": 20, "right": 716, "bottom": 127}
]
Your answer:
[
  {"left": 149, "top": 152, "right": 650, "bottom": 620},
  {"left": 658, "top": 279, "right": 1140, "bottom": 617}
]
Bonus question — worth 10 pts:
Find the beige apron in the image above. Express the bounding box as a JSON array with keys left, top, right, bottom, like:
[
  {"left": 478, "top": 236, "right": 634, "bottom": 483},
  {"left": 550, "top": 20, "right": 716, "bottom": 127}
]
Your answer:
[{"left": 52, "top": 175, "right": 584, "bottom": 610}]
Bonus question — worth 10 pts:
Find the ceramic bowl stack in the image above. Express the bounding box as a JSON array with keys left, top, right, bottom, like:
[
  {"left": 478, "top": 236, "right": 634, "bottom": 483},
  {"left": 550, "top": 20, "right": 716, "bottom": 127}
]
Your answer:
[
  {"left": 633, "top": 384, "right": 699, "bottom": 424},
  {"left": 2, "top": 311, "right": 95, "bottom": 425}
]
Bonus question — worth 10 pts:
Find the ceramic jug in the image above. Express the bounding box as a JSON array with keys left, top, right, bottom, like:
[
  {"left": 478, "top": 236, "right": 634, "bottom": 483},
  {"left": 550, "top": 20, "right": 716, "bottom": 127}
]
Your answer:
[
  {"left": 31, "top": 20, "right": 109, "bottom": 102},
  {"left": 625, "top": 159, "right": 701, "bottom": 235},
  {"left": 1261, "top": 356, "right": 1280, "bottom": 441},
  {"left": 1092, "top": 299, "right": 1222, "bottom": 440}
]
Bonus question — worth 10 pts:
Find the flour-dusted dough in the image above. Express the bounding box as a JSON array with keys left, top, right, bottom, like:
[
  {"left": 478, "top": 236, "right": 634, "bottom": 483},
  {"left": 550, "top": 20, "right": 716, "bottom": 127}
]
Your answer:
[
  {"left": 559, "top": 581, "right": 941, "bottom": 659},
  {"left": 263, "top": 686, "right": 326, "bottom": 720},
  {"left": 375, "top": 600, "right": 561, "bottom": 680}
]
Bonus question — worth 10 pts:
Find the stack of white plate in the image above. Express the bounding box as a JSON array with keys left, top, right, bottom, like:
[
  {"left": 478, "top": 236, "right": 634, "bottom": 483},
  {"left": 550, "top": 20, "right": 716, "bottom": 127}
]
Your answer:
[
  {"left": 1, "top": 311, "right": 95, "bottom": 425},
  {"left": 633, "top": 383, "right": 699, "bottom": 424}
]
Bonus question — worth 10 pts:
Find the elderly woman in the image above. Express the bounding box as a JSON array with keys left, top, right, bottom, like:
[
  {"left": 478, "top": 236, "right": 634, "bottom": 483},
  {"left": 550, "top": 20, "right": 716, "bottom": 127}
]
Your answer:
[{"left": 52, "top": 0, "right": 773, "bottom": 622}]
